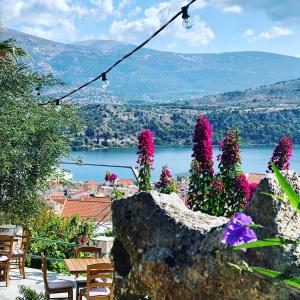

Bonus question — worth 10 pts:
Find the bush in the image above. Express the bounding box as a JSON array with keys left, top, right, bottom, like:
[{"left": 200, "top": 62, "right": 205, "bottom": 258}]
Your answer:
[
  {"left": 27, "top": 210, "right": 95, "bottom": 273},
  {"left": 16, "top": 285, "right": 45, "bottom": 300}
]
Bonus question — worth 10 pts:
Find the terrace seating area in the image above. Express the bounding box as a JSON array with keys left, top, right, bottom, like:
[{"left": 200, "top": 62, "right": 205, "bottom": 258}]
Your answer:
[
  {"left": 0, "top": 225, "right": 114, "bottom": 300},
  {"left": 0, "top": 267, "right": 77, "bottom": 299}
]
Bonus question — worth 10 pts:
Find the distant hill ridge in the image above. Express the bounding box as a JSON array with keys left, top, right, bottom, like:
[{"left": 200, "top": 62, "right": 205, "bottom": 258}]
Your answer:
[{"left": 2, "top": 28, "right": 300, "bottom": 100}]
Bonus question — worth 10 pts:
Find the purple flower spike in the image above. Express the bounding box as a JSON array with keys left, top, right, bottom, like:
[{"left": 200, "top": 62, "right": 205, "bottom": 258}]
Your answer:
[{"left": 221, "top": 213, "right": 257, "bottom": 252}]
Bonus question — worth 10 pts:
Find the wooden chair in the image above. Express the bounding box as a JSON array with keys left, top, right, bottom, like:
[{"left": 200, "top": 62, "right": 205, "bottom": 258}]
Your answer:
[
  {"left": 79, "top": 263, "right": 114, "bottom": 300},
  {"left": 0, "top": 235, "right": 14, "bottom": 287},
  {"left": 74, "top": 246, "right": 102, "bottom": 300},
  {"left": 41, "top": 253, "right": 73, "bottom": 300},
  {"left": 11, "top": 226, "right": 30, "bottom": 278}
]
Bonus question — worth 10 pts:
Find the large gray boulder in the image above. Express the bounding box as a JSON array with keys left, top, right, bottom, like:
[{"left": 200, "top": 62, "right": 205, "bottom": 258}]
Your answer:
[{"left": 111, "top": 172, "right": 300, "bottom": 300}]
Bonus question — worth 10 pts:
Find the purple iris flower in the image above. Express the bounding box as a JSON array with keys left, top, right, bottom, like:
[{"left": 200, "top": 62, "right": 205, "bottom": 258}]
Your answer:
[{"left": 221, "top": 213, "right": 257, "bottom": 252}]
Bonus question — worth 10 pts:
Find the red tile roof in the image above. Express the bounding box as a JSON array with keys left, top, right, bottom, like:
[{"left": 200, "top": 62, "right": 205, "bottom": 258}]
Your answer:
[
  {"left": 247, "top": 173, "right": 265, "bottom": 184},
  {"left": 50, "top": 196, "right": 67, "bottom": 205},
  {"left": 48, "top": 191, "right": 65, "bottom": 198},
  {"left": 118, "top": 178, "right": 135, "bottom": 187},
  {"left": 61, "top": 198, "right": 111, "bottom": 222},
  {"left": 84, "top": 180, "right": 99, "bottom": 190}
]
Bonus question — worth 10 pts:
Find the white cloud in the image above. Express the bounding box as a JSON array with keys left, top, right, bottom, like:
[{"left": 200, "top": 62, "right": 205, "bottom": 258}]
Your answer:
[
  {"left": 89, "top": 0, "right": 114, "bottom": 18},
  {"left": 0, "top": 0, "right": 91, "bottom": 41},
  {"left": 242, "top": 26, "right": 293, "bottom": 41},
  {"left": 258, "top": 26, "right": 293, "bottom": 40},
  {"left": 128, "top": 6, "right": 142, "bottom": 18},
  {"left": 174, "top": 16, "right": 215, "bottom": 46},
  {"left": 107, "top": 0, "right": 214, "bottom": 46},
  {"left": 242, "top": 28, "right": 255, "bottom": 40},
  {"left": 222, "top": 5, "right": 243, "bottom": 13},
  {"left": 22, "top": 22, "right": 76, "bottom": 41},
  {"left": 118, "top": 0, "right": 131, "bottom": 10}
]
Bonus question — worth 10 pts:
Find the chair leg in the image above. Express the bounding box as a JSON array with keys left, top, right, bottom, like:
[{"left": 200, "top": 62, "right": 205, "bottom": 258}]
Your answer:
[
  {"left": 5, "top": 268, "right": 9, "bottom": 287},
  {"left": 21, "top": 257, "right": 26, "bottom": 279},
  {"left": 18, "top": 257, "right": 22, "bottom": 277},
  {"left": 69, "top": 287, "right": 73, "bottom": 300},
  {"left": 45, "top": 291, "right": 50, "bottom": 300},
  {"left": 76, "top": 284, "right": 79, "bottom": 300}
]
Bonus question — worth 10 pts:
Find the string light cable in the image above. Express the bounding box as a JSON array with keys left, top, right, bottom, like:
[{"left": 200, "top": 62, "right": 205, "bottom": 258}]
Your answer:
[{"left": 40, "top": 0, "right": 198, "bottom": 108}]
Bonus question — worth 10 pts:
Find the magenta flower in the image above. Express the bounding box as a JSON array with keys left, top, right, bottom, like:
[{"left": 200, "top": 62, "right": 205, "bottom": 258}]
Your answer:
[
  {"left": 188, "top": 116, "right": 214, "bottom": 211},
  {"left": 211, "top": 180, "right": 224, "bottom": 193},
  {"left": 156, "top": 166, "right": 177, "bottom": 194},
  {"left": 249, "top": 183, "right": 258, "bottom": 201},
  {"left": 268, "top": 136, "right": 293, "bottom": 171},
  {"left": 218, "top": 130, "right": 241, "bottom": 170},
  {"left": 137, "top": 129, "right": 155, "bottom": 191},
  {"left": 191, "top": 115, "right": 214, "bottom": 174},
  {"left": 221, "top": 213, "right": 257, "bottom": 252},
  {"left": 105, "top": 172, "right": 118, "bottom": 183},
  {"left": 234, "top": 174, "right": 250, "bottom": 202},
  {"left": 137, "top": 129, "right": 155, "bottom": 166}
]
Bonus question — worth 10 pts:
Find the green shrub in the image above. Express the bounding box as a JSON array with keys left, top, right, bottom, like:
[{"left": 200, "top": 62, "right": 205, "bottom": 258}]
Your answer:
[
  {"left": 27, "top": 209, "right": 95, "bottom": 273},
  {"left": 16, "top": 285, "right": 45, "bottom": 300}
]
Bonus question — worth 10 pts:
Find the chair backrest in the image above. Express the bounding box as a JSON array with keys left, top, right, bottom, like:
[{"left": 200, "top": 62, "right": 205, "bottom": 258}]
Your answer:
[
  {"left": 86, "top": 263, "right": 114, "bottom": 300},
  {"left": 41, "top": 253, "right": 49, "bottom": 290},
  {"left": 0, "top": 235, "right": 14, "bottom": 262},
  {"left": 74, "top": 246, "right": 102, "bottom": 258},
  {"left": 20, "top": 227, "right": 30, "bottom": 253}
]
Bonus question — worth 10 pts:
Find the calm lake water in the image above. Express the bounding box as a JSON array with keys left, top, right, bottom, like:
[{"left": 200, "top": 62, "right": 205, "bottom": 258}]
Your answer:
[{"left": 62, "top": 146, "right": 300, "bottom": 181}]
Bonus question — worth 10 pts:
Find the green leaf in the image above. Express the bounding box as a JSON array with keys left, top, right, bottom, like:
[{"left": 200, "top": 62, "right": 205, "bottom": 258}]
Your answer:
[
  {"left": 260, "top": 192, "right": 287, "bottom": 202},
  {"left": 232, "top": 237, "right": 299, "bottom": 250},
  {"left": 251, "top": 266, "right": 300, "bottom": 289},
  {"left": 228, "top": 263, "right": 300, "bottom": 289},
  {"left": 272, "top": 164, "right": 300, "bottom": 213},
  {"left": 227, "top": 262, "right": 243, "bottom": 271},
  {"left": 248, "top": 223, "right": 264, "bottom": 229}
]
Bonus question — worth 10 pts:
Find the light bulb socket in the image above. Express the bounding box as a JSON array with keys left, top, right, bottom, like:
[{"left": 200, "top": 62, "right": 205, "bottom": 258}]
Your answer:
[
  {"left": 181, "top": 6, "right": 190, "bottom": 20},
  {"left": 101, "top": 73, "right": 107, "bottom": 82},
  {"left": 56, "top": 99, "right": 60, "bottom": 106}
]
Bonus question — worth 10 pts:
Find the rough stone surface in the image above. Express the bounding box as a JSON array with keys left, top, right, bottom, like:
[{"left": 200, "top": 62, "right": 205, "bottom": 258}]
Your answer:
[{"left": 111, "top": 172, "right": 300, "bottom": 300}]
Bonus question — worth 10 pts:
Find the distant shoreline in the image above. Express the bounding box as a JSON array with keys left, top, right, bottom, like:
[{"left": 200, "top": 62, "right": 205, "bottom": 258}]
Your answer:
[{"left": 71, "top": 144, "right": 300, "bottom": 152}]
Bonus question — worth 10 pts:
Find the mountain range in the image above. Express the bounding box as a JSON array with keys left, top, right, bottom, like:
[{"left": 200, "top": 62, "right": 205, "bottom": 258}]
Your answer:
[{"left": 2, "top": 28, "right": 300, "bottom": 100}]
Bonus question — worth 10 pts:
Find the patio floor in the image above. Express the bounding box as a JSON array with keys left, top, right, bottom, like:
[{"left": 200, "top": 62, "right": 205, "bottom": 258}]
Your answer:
[{"left": 0, "top": 267, "right": 77, "bottom": 299}]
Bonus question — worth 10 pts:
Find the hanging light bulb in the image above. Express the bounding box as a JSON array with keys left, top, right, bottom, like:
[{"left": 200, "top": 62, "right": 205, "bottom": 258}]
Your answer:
[
  {"left": 55, "top": 99, "right": 62, "bottom": 112},
  {"left": 101, "top": 73, "right": 109, "bottom": 90},
  {"left": 35, "top": 86, "right": 41, "bottom": 96},
  {"left": 181, "top": 6, "right": 193, "bottom": 29}
]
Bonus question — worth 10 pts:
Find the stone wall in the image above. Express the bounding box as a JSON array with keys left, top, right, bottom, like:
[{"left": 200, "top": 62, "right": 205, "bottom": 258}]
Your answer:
[{"left": 111, "top": 172, "right": 300, "bottom": 300}]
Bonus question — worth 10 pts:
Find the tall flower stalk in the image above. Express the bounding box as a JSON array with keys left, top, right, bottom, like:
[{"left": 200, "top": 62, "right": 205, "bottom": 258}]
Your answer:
[
  {"left": 137, "top": 130, "right": 155, "bottom": 191},
  {"left": 268, "top": 136, "right": 293, "bottom": 172},
  {"left": 104, "top": 171, "right": 122, "bottom": 200},
  {"left": 156, "top": 166, "right": 177, "bottom": 194},
  {"left": 217, "top": 129, "right": 249, "bottom": 217},
  {"left": 188, "top": 115, "right": 214, "bottom": 211}
]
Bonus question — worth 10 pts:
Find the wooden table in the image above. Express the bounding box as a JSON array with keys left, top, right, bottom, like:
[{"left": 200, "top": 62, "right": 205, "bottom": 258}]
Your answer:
[{"left": 64, "top": 257, "right": 111, "bottom": 275}]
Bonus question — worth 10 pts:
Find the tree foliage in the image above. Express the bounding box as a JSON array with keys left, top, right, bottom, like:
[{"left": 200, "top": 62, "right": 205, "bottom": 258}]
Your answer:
[
  {"left": 0, "top": 61, "right": 81, "bottom": 224},
  {"left": 76, "top": 102, "right": 300, "bottom": 150},
  {"left": 0, "top": 38, "right": 28, "bottom": 62}
]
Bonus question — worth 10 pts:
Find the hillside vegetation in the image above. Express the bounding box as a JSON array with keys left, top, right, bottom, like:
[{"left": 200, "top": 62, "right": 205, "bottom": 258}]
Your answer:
[
  {"left": 73, "top": 78, "right": 300, "bottom": 150},
  {"left": 2, "top": 29, "right": 299, "bottom": 149}
]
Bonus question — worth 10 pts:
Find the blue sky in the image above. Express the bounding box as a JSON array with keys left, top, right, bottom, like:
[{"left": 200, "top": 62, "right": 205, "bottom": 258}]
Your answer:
[{"left": 1, "top": 0, "right": 300, "bottom": 56}]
